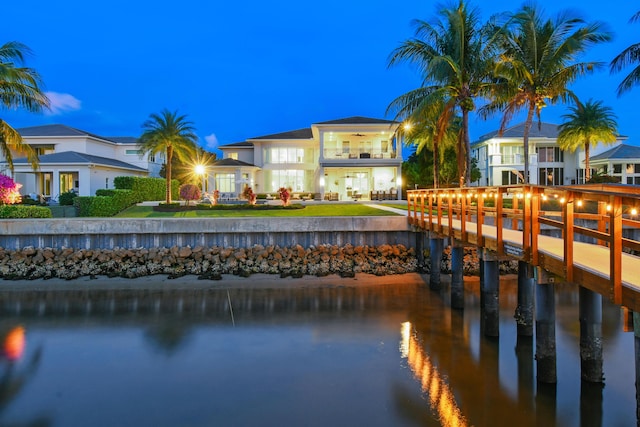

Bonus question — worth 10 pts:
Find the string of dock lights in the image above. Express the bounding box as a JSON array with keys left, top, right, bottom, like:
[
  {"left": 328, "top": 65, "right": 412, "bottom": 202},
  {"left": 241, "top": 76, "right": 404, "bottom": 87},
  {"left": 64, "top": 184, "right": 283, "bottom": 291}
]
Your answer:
[{"left": 410, "top": 188, "right": 639, "bottom": 216}]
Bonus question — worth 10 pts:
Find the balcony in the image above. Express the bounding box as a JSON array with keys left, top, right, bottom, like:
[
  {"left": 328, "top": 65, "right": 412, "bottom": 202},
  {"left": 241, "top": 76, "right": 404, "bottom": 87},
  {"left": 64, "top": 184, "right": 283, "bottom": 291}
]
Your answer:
[{"left": 323, "top": 149, "right": 397, "bottom": 160}]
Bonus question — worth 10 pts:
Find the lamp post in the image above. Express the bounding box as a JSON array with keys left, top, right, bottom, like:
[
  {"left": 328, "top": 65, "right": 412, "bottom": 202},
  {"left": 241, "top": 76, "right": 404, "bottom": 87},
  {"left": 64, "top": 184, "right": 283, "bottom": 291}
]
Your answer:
[{"left": 195, "top": 164, "right": 206, "bottom": 198}]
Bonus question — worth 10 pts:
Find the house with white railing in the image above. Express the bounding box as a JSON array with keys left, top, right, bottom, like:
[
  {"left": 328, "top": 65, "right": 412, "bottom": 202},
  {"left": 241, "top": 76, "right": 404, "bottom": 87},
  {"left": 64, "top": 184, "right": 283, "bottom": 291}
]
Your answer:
[
  {"left": 470, "top": 122, "right": 627, "bottom": 186},
  {"left": 214, "top": 116, "right": 404, "bottom": 201}
]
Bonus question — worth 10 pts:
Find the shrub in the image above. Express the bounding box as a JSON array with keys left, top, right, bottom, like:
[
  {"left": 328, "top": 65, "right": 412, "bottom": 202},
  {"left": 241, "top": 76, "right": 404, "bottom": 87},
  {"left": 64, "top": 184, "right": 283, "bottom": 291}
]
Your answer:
[
  {"left": 278, "top": 187, "right": 291, "bottom": 206},
  {"left": 180, "top": 184, "right": 201, "bottom": 206},
  {"left": 0, "top": 205, "right": 52, "bottom": 218},
  {"left": 73, "top": 189, "right": 138, "bottom": 217},
  {"left": 242, "top": 186, "right": 257, "bottom": 205},
  {"left": 58, "top": 190, "right": 78, "bottom": 206}
]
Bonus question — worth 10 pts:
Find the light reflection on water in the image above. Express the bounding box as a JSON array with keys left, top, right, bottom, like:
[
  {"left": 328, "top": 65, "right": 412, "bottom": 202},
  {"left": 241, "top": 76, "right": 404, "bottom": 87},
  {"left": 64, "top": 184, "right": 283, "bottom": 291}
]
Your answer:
[{"left": 0, "top": 278, "right": 634, "bottom": 427}]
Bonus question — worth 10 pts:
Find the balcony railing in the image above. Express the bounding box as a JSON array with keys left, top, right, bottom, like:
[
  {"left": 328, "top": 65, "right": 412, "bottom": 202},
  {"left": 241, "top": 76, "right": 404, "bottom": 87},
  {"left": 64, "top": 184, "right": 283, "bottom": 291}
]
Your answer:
[{"left": 323, "top": 149, "right": 397, "bottom": 160}]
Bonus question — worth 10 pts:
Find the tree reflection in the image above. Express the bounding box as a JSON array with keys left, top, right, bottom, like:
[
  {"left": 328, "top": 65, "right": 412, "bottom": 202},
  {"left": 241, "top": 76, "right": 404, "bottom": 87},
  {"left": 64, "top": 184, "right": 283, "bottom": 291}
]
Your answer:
[
  {"left": 0, "top": 324, "right": 50, "bottom": 426},
  {"left": 144, "top": 319, "right": 193, "bottom": 356}
]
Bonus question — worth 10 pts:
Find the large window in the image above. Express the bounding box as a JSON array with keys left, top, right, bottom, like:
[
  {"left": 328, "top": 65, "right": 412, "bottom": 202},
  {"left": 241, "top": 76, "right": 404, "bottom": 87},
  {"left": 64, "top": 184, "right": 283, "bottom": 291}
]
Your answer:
[
  {"left": 268, "top": 148, "right": 305, "bottom": 164},
  {"left": 539, "top": 167, "right": 564, "bottom": 185},
  {"left": 215, "top": 173, "right": 235, "bottom": 193},
  {"left": 502, "top": 170, "right": 523, "bottom": 185},
  {"left": 268, "top": 170, "right": 304, "bottom": 192},
  {"left": 537, "top": 147, "right": 564, "bottom": 163}
]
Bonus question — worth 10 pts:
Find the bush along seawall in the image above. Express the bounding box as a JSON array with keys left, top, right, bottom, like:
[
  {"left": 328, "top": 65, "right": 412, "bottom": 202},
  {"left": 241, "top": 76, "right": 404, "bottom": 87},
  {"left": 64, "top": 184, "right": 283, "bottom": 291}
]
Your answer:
[{"left": 0, "top": 244, "right": 519, "bottom": 281}]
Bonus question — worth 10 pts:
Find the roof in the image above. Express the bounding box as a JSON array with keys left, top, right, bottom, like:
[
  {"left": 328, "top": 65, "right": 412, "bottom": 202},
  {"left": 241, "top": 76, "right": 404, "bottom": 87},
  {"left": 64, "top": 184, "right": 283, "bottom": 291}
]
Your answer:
[
  {"left": 212, "top": 158, "right": 256, "bottom": 167},
  {"left": 314, "top": 116, "right": 398, "bottom": 125},
  {"left": 218, "top": 141, "right": 254, "bottom": 149},
  {"left": 250, "top": 128, "right": 313, "bottom": 140},
  {"left": 108, "top": 136, "right": 139, "bottom": 144},
  {"left": 17, "top": 124, "right": 121, "bottom": 143},
  {"left": 590, "top": 144, "right": 640, "bottom": 161},
  {"left": 11, "top": 151, "right": 147, "bottom": 171},
  {"left": 476, "top": 122, "right": 560, "bottom": 142}
]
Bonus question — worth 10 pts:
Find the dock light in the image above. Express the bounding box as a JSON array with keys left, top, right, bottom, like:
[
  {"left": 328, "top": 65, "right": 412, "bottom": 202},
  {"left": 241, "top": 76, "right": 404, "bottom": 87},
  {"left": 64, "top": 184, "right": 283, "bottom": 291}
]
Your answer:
[
  {"left": 576, "top": 200, "right": 583, "bottom": 208},
  {"left": 526, "top": 192, "right": 532, "bottom": 199},
  {"left": 606, "top": 204, "right": 612, "bottom": 212},
  {"left": 482, "top": 193, "right": 488, "bottom": 198},
  {"left": 542, "top": 194, "right": 548, "bottom": 201},
  {"left": 631, "top": 208, "right": 638, "bottom": 216},
  {"left": 560, "top": 197, "right": 566, "bottom": 204}
]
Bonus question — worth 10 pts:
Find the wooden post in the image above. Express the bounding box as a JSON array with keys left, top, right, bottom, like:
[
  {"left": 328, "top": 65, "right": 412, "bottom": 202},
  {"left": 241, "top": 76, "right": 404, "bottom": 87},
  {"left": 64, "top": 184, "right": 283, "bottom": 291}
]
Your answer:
[
  {"left": 416, "top": 231, "right": 425, "bottom": 273},
  {"left": 429, "top": 237, "right": 444, "bottom": 291},
  {"left": 496, "top": 190, "right": 504, "bottom": 256},
  {"left": 481, "top": 249, "right": 500, "bottom": 337},
  {"left": 451, "top": 245, "right": 464, "bottom": 310},
  {"left": 536, "top": 267, "right": 557, "bottom": 384},
  {"left": 635, "top": 312, "right": 640, "bottom": 421},
  {"left": 515, "top": 260, "right": 535, "bottom": 336},
  {"left": 579, "top": 286, "right": 604, "bottom": 383},
  {"left": 563, "top": 191, "right": 574, "bottom": 282},
  {"left": 610, "top": 195, "right": 622, "bottom": 305}
]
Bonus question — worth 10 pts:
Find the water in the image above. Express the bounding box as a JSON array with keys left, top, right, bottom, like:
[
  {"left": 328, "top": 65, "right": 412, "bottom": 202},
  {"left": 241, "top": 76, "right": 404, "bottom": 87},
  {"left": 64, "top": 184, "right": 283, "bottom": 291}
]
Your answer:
[{"left": 0, "top": 278, "right": 634, "bottom": 427}]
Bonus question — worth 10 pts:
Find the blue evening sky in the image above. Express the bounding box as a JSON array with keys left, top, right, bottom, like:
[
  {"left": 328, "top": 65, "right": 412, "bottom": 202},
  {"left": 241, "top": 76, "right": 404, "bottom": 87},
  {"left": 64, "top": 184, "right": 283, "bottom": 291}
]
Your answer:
[{"left": 2, "top": 1, "right": 638, "bottom": 155}]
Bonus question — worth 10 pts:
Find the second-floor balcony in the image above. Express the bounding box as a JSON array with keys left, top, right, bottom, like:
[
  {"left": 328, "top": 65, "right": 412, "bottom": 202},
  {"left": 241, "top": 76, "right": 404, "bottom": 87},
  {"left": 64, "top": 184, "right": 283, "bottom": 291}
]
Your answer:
[{"left": 323, "top": 148, "right": 397, "bottom": 160}]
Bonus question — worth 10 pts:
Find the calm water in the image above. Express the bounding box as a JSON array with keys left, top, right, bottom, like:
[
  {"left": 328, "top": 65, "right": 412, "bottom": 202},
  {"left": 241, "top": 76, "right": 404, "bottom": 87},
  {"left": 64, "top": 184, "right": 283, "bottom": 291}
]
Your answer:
[{"left": 0, "top": 278, "right": 634, "bottom": 427}]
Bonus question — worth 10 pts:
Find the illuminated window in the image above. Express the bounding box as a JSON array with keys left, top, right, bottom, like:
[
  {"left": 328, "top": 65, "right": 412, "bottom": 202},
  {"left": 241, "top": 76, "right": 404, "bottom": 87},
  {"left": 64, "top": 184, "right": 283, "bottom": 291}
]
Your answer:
[
  {"left": 268, "top": 148, "right": 305, "bottom": 163},
  {"left": 266, "top": 170, "right": 304, "bottom": 192},
  {"left": 228, "top": 153, "right": 238, "bottom": 160},
  {"left": 215, "top": 173, "right": 235, "bottom": 192}
]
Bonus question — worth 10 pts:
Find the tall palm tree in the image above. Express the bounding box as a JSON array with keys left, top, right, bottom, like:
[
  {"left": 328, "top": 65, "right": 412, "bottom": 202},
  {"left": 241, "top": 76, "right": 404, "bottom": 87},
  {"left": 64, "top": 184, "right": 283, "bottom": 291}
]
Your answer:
[
  {"left": 0, "top": 41, "right": 49, "bottom": 172},
  {"left": 610, "top": 11, "right": 640, "bottom": 96},
  {"left": 486, "top": 5, "right": 610, "bottom": 183},
  {"left": 387, "top": 0, "right": 497, "bottom": 187},
  {"left": 557, "top": 99, "right": 618, "bottom": 182},
  {"left": 402, "top": 99, "right": 460, "bottom": 188},
  {"left": 139, "top": 109, "right": 198, "bottom": 204}
]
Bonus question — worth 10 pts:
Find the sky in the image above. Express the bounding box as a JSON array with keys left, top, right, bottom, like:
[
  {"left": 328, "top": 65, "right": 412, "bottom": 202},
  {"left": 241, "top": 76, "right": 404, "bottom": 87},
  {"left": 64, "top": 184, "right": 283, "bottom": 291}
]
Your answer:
[{"left": 2, "top": 0, "right": 639, "bottom": 156}]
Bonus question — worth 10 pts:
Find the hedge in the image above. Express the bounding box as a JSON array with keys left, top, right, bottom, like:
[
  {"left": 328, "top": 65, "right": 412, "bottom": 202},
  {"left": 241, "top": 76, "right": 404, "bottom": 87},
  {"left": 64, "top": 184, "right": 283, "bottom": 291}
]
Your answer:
[
  {"left": 0, "top": 205, "right": 53, "bottom": 218},
  {"left": 113, "top": 176, "right": 179, "bottom": 202},
  {"left": 74, "top": 189, "right": 140, "bottom": 217}
]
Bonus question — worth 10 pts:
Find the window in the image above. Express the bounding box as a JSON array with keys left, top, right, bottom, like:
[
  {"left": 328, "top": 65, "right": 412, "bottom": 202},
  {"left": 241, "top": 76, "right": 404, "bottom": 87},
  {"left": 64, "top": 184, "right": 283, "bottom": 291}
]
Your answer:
[
  {"left": 267, "top": 170, "right": 304, "bottom": 192},
  {"left": 215, "top": 173, "right": 235, "bottom": 193},
  {"left": 502, "top": 170, "right": 523, "bottom": 185},
  {"left": 40, "top": 173, "right": 52, "bottom": 197},
  {"left": 268, "top": 148, "right": 305, "bottom": 164},
  {"left": 125, "top": 149, "right": 142, "bottom": 155},
  {"left": 539, "top": 167, "right": 564, "bottom": 185},
  {"left": 613, "top": 164, "right": 622, "bottom": 174},
  {"left": 228, "top": 153, "right": 238, "bottom": 160},
  {"left": 500, "top": 146, "right": 523, "bottom": 164},
  {"left": 537, "top": 147, "right": 564, "bottom": 163}
]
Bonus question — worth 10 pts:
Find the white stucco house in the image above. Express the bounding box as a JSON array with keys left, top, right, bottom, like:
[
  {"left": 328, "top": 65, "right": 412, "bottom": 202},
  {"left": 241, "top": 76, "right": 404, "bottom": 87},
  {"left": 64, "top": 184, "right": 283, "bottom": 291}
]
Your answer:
[
  {"left": 470, "top": 122, "right": 627, "bottom": 186},
  {"left": 212, "top": 116, "right": 404, "bottom": 201},
  {"left": 589, "top": 144, "right": 640, "bottom": 185},
  {"left": 0, "top": 124, "right": 163, "bottom": 200}
]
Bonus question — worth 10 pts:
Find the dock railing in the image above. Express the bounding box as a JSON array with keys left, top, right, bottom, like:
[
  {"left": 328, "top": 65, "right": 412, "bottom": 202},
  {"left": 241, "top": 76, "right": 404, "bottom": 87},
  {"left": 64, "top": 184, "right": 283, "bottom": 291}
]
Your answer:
[{"left": 407, "top": 184, "right": 640, "bottom": 308}]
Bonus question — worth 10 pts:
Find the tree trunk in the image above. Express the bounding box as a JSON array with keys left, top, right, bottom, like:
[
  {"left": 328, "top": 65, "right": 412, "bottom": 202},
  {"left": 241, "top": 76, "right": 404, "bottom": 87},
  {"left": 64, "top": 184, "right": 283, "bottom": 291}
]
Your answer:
[
  {"left": 463, "top": 109, "right": 471, "bottom": 186},
  {"left": 523, "top": 105, "right": 535, "bottom": 184},
  {"left": 166, "top": 146, "right": 173, "bottom": 204},
  {"left": 457, "top": 129, "right": 465, "bottom": 188},
  {"left": 433, "top": 141, "right": 439, "bottom": 189},
  {"left": 585, "top": 141, "right": 591, "bottom": 182}
]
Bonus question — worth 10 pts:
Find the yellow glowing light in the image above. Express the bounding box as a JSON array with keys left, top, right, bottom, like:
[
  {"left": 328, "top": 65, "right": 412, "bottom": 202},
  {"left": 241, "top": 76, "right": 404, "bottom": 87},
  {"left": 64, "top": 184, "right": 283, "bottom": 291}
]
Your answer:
[
  {"left": 632, "top": 208, "right": 638, "bottom": 215},
  {"left": 576, "top": 200, "right": 583, "bottom": 207},
  {"left": 526, "top": 192, "right": 532, "bottom": 199},
  {"left": 194, "top": 164, "right": 205, "bottom": 175},
  {"left": 4, "top": 325, "right": 25, "bottom": 361},
  {"left": 560, "top": 197, "right": 566, "bottom": 204},
  {"left": 606, "top": 204, "right": 612, "bottom": 212},
  {"left": 542, "top": 194, "right": 548, "bottom": 201},
  {"left": 404, "top": 123, "right": 412, "bottom": 131}
]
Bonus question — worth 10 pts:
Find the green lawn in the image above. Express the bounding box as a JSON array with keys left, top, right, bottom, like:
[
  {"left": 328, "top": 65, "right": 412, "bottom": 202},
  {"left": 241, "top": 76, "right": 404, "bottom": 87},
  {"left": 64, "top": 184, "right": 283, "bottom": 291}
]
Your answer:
[{"left": 115, "top": 203, "right": 402, "bottom": 218}]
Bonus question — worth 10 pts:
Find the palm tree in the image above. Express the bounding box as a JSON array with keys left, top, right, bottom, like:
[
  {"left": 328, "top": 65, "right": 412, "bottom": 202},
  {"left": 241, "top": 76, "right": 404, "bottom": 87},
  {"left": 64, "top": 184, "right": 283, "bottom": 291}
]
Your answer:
[
  {"left": 610, "top": 11, "right": 640, "bottom": 96},
  {"left": 0, "top": 41, "right": 49, "bottom": 172},
  {"left": 402, "top": 99, "right": 460, "bottom": 188},
  {"left": 139, "top": 109, "right": 198, "bottom": 204},
  {"left": 487, "top": 4, "right": 611, "bottom": 183},
  {"left": 557, "top": 99, "right": 618, "bottom": 182},
  {"left": 387, "top": 0, "right": 497, "bottom": 187}
]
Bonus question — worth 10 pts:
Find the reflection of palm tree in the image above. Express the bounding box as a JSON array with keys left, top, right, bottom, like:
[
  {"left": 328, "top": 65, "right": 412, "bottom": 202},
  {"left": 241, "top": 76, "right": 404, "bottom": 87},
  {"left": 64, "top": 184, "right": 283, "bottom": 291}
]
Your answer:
[
  {"left": 0, "top": 326, "right": 50, "bottom": 426},
  {"left": 144, "top": 319, "right": 192, "bottom": 355}
]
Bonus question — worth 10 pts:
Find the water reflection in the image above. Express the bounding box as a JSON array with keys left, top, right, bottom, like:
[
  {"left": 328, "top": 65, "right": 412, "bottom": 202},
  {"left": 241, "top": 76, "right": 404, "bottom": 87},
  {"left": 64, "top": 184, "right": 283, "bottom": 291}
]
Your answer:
[{"left": 0, "top": 280, "right": 634, "bottom": 427}]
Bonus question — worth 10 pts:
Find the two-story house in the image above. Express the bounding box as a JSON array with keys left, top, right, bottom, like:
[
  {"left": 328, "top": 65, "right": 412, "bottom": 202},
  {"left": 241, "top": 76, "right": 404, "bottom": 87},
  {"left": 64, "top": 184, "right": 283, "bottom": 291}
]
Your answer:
[
  {"left": 214, "top": 116, "right": 403, "bottom": 201},
  {"left": 471, "top": 122, "right": 626, "bottom": 186},
  {"left": 1, "top": 124, "right": 162, "bottom": 200}
]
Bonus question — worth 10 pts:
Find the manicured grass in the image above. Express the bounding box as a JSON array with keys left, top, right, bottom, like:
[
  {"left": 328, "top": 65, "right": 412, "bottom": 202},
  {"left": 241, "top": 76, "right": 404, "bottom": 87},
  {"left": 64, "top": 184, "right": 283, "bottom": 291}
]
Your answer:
[{"left": 115, "top": 203, "right": 401, "bottom": 218}]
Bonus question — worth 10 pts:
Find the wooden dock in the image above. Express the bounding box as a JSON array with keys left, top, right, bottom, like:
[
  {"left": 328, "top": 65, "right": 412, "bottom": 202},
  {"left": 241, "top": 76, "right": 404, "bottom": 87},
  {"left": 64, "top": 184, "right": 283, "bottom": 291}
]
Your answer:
[{"left": 407, "top": 184, "right": 640, "bottom": 311}]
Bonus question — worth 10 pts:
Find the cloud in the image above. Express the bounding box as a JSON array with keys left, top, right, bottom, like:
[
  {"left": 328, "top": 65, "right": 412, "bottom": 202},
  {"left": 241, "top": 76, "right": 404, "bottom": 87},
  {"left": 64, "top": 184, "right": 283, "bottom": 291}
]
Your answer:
[
  {"left": 44, "top": 91, "right": 82, "bottom": 115},
  {"left": 204, "top": 133, "right": 219, "bottom": 150}
]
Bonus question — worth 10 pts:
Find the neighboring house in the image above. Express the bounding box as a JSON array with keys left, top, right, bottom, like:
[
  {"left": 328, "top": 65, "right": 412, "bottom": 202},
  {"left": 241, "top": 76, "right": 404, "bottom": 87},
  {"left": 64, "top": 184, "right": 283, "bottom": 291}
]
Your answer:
[
  {"left": 214, "top": 116, "right": 403, "bottom": 201},
  {"left": 471, "top": 122, "right": 627, "bottom": 187},
  {"left": 589, "top": 144, "right": 640, "bottom": 185},
  {"left": 0, "top": 124, "right": 163, "bottom": 200}
]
